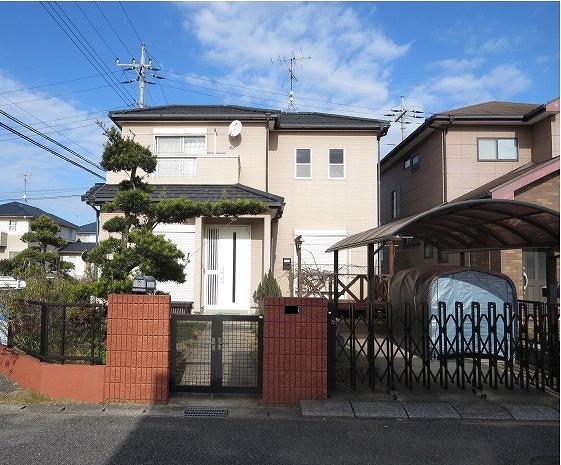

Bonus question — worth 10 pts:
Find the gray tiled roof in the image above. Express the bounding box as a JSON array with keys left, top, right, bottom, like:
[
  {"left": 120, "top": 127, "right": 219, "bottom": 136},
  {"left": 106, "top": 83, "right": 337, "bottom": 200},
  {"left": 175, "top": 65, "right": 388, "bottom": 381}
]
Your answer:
[
  {"left": 0, "top": 202, "right": 78, "bottom": 229},
  {"left": 82, "top": 183, "right": 285, "bottom": 208},
  {"left": 109, "top": 105, "right": 389, "bottom": 131},
  {"left": 59, "top": 241, "right": 96, "bottom": 254},
  {"left": 78, "top": 222, "right": 97, "bottom": 233},
  {"left": 436, "top": 101, "right": 541, "bottom": 118}
]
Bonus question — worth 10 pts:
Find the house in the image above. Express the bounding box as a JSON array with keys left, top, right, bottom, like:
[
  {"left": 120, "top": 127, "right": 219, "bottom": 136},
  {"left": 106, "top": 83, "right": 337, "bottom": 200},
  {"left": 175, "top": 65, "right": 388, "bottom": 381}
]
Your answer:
[
  {"left": 82, "top": 105, "right": 389, "bottom": 313},
  {"left": 58, "top": 241, "right": 95, "bottom": 279},
  {"left": 0, "top": 201, "right": 78, "bottom": 260},
  {"left": 380, "top": 98, "right": 560, "bottom": 300},
  {"left": 76, "top": 222, "right": 97, "bottom": 243}
]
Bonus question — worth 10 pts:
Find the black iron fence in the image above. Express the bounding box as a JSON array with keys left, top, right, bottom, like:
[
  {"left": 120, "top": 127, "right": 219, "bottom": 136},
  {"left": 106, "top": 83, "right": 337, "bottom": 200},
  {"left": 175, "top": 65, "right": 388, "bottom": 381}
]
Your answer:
[
  {"left": 330, "top": 300, "right": 559, "bottom": 393},
  {"left": 7, "top": 301, "right": 107, "bottom": 365}
]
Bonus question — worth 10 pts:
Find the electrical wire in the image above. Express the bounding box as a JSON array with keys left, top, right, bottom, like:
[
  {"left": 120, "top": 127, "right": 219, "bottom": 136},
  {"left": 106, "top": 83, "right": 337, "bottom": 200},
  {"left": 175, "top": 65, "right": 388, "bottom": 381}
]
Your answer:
[
  {"left": 0, "top": 121, "right": 104, "bottom": 179},
  {"left": 119, "top": 1, "right": 143, "bottom": 44},
  {"left": 0, "top": 109, "right": 103, "bottom": 170},
  {"left": 94, "top": 1, "right": 134, "bottom": 58}
]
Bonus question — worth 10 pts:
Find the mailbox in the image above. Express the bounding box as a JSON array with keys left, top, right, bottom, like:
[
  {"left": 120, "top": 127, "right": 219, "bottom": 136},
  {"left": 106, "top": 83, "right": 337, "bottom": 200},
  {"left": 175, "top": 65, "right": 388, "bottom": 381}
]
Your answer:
[
  {"left": 132, "top": 276, "right": 156, "bottom": 294},
  {"left": 283, "top": 258, "right": 292, "bottom": 270}
]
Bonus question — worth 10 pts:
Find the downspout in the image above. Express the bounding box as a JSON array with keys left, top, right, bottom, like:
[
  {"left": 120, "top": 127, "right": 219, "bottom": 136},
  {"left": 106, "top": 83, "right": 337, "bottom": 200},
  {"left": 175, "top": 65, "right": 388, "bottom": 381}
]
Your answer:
[
  {"left": 377, "top": 135, "right": 381, "bottom": 228},
  {"left": 265, "top": 113, "right": 271, "bottom": 192},
  {"left": 441, "top": 116, "right": 455, "bottom": 203},
  {"left": 213, "top": 128, "right": 217, "bottom": 157}
]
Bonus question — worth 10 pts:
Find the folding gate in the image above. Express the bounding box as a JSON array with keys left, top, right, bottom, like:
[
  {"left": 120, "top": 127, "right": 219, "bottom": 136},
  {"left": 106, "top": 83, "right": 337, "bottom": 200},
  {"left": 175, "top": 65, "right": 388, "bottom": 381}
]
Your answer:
[{"left": 170, "top": 314, "right": 263, "bottom": 393}]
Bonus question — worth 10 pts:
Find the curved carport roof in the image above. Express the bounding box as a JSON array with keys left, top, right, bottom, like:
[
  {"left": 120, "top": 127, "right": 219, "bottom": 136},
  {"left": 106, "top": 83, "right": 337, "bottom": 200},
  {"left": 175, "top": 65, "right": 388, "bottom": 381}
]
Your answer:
[{"left": 327, "top": 199, "right": 560, "bottom": 253}]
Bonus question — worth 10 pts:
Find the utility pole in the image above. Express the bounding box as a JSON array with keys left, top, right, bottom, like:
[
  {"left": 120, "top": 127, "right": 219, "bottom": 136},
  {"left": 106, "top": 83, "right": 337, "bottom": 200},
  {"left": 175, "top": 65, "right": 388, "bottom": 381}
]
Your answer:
[
  {"left": 22, "top": 173, "right": 31, "bottom": 203},
  {"left": 385, "top": 95, "right": 425, "bottom": 141},
  {"left": 116, "top": 44, "right": 161, "bottom": 108}
]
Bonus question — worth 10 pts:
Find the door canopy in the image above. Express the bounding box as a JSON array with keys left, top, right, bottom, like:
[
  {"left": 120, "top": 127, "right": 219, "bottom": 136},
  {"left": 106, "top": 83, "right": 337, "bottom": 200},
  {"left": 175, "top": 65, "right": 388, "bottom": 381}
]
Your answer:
[{"left": 327, "top": 199, "right": 560, "bottom": 253}]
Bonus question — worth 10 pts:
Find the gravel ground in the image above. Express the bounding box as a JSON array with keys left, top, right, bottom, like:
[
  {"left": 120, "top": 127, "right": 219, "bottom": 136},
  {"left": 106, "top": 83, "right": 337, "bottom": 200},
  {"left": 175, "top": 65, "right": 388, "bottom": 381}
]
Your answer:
[{"left": 0, "top": 374, "right": 17, "bottom": 394}]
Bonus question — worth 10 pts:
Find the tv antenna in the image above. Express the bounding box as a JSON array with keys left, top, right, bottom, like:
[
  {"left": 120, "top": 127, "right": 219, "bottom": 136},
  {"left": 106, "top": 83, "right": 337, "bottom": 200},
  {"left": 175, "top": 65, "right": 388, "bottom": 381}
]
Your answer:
[
  {"left": 116, "top": 44, "right": 164, "bottom": 108},
  {"left": 271, "top": 49, "right": 311, "bottom": 112}
]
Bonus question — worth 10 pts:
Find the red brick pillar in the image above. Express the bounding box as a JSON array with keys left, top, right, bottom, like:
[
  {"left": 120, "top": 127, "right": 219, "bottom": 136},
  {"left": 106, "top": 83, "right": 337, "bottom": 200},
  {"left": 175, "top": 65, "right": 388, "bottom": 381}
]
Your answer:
[
  {"left": 104, "top": 294, "right": 170, "bottom": 403},
  {"left": 263, "top": 297, "right": 327, "bottom": 405}
]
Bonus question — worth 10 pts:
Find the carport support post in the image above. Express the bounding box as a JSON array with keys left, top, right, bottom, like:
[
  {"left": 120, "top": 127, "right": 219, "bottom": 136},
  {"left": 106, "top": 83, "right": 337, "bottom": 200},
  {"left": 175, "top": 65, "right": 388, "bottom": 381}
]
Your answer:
[
  {"left": 333, "top": 250, "right": 339, "bottom": 309},
  {"left": 367, "top": 243, "right": 374, "bottom": 303},
  {"left": 388, "top": 241, "right": 396, "bottom": 276},
  {"left": 545, "top": 248, "right": 558, "bottom": 307}
]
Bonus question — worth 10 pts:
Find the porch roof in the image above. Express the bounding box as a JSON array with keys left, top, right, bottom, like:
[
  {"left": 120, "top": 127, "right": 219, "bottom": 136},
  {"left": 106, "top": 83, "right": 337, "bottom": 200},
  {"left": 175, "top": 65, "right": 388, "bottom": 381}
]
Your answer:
[
  {"left": 326, "top": 199, "right": 560, "bottom": 253},
  {"left": 82, "top": 183, "right": 285, "bottom": 210}
]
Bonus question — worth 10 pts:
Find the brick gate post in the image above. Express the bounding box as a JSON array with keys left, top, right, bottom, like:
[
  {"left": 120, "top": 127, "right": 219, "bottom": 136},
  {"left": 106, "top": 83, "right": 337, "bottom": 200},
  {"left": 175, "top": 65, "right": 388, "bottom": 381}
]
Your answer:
[{"left": 104, "top": 294, "right": 171, "bottom": 403}]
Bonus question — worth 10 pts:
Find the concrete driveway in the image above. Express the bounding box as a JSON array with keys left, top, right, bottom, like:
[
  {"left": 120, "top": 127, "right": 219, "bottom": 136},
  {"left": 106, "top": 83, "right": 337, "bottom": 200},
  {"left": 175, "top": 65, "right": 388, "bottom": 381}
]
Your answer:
[{"left": 0, "top": 409, "right": 558, "bottom": 465}]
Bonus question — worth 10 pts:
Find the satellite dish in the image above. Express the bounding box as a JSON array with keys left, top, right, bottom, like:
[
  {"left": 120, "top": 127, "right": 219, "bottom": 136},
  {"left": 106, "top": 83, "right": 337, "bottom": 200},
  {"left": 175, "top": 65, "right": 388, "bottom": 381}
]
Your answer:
[{"left": 228, "top": 120, "right": 242, "bottom": 137}]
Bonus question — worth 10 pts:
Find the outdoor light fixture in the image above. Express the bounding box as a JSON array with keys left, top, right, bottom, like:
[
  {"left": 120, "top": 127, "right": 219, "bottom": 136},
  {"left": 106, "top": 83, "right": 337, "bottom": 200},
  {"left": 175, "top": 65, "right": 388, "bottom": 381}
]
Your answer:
[{"left": 132, "top": 276, "right": 157, "bottom": 294}]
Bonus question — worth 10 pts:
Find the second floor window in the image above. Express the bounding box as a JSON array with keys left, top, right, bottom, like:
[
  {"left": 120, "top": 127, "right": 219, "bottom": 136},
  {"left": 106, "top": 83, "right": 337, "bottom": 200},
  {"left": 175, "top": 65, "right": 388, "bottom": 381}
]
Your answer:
[
  {"left": 477, "top": 138, "right": 518, "bottom": 161},
  {"left": 295, "top": 148, "right": 312, "bottom": 179},
  {"left": 391, "top": 188, "right": 401, "bottom": 219},
  {"left": 155, "top": 135, "right": 206, "bottom": 156},
  {"left": 8, "top": 220, "right": 16, "bottom": 231},
  {"left": 403, "top": 154, "right": 420, "bottom": 172},
  {"left": 328, "top": 149, "right": 345, "bottom": 179}
]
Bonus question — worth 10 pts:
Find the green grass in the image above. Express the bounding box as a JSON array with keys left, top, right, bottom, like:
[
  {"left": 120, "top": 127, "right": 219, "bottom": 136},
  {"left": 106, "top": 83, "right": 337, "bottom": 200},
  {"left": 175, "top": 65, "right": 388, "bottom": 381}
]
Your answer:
[{"left": 0, "top": 389, "right": 53, "bottom": 405}]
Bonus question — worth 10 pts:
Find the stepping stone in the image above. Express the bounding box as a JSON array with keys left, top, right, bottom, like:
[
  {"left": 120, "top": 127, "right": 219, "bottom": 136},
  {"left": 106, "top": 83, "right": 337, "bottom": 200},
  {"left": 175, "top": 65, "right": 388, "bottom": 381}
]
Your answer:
[
  {"left": 351, "top": 401, "right": 407, "bottom": 418},
  {"left": 402, "top": 402, "right": 460, "bottom": 419},
  {"left": 451, "top": 401, "right": 511, "bottom": 420},
  {"left": 502, "top": 403, "right": 559, "bottom": 422},
  {"left": 300, "top": 400, "right": 354, "bottom": 417}
]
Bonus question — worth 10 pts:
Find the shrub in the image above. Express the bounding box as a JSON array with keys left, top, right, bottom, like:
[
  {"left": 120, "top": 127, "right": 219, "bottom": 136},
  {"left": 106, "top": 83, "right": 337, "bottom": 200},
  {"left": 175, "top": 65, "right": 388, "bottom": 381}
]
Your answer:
[{"left": 253, "top": 271, "right": 282, "bottom": 314}]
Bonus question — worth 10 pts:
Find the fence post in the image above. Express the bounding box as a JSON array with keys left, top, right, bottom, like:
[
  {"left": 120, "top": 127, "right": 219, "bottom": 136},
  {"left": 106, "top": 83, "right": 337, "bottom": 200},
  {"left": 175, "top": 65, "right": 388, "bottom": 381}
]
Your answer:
[
  {"left": 350, "top": 304, "right": 356, "bottom": 391},
  {"left": 60, "top": 305, "right": 66, "bottom": 364},
  {"left": 39, "top": 303, "right": 48, "bottom": 361},
  {"left": 327, "top": 305, "right": 337, "bottom": 396}
]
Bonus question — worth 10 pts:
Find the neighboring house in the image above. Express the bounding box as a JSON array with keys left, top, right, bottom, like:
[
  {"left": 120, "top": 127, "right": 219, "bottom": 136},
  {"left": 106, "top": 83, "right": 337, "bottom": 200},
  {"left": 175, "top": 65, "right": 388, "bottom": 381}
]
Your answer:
[
  {"left": 380, "top": 98, "right": 560, "bottom": 300},
  {"left": 59, "top": 241, "right": 96, "bottom": 279},
  {"left": 76, "top": 222, "right": 97, "bottom": 243},
  {"left": 0, "top": 202, "right": 78, "bottom": 260},
  {"left": 82, "top": 105, "right": 389, "bottom": 313}
]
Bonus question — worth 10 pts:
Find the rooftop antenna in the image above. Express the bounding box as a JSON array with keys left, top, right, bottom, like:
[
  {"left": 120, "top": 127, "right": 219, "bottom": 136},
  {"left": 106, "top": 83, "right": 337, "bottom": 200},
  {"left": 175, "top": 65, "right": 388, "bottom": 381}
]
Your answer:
[
  {"left": 384, "top": 95, "right": 425, "bottom": 140},
  {"left": 22, "top": 173, "right": 31, "bottom": 203},
  {"left": 116, "top": 43, "right": 163, "bottom": 108},
  {"left": 271, "top": 49, "right": 311, "bottom": 112}
]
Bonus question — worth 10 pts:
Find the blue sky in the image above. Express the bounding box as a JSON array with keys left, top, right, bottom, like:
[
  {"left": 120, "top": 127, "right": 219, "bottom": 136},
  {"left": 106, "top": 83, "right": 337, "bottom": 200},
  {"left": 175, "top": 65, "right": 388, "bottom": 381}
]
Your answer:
[{"left": 0, "top": 1, "right": 558, "bottom": 225}]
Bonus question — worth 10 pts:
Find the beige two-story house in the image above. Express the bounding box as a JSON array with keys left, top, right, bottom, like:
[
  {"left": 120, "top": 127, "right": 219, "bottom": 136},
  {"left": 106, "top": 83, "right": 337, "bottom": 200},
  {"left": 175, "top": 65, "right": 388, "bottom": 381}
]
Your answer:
[
  {"left": 83, "top": 105, "right": 389, "bottom": 313},
  {"left": 380, "top": 98, "right": 560, "bottom": 300},
  {"left": 0, "top": 202, "right": 78, "bottom": 261}
]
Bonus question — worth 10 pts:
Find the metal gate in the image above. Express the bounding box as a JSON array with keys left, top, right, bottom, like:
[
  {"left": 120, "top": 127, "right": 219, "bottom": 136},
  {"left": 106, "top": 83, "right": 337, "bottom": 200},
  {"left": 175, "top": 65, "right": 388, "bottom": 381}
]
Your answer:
[{"left": 170, "top": 314, "right": 263, "bottom": 393}]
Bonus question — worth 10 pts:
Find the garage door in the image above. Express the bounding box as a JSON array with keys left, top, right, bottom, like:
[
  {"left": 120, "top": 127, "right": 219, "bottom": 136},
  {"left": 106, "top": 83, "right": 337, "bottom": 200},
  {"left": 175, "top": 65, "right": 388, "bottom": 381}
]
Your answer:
[{"left": 154, "top": 223, "right": 195, "bottom": 302}]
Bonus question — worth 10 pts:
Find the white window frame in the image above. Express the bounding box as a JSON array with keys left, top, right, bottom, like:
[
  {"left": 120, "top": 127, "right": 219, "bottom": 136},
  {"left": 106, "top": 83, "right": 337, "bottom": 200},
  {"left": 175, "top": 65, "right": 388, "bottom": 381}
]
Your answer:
[
  {"left": 153, "top": 133, "right": 206, "bottom": 179},
  {"left": 8, "top": 220, "right": 17, "bottom": 232},
  {"left": 477, "top": 137, "right": 518, "bottom": 161},
  {"left": 295, "top": 148, "right": 312, "bottom": 179},
  {"left": 328, "top": 148, "right": 346, "bottom": 180}
]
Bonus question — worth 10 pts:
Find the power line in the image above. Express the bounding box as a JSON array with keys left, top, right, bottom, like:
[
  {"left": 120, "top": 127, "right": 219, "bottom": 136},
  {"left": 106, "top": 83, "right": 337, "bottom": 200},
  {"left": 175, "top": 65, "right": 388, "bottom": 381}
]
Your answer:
[
  {"left": 0, "top": 71, "right": 120, "bottom": 95},
  {"left": 0, "top": 194, "right": 83, "bottom": 202},
  {"left": 41, "top": 2, "right": 134, "bottom": 107},
  {"left": 0, "top": 121, "right": 104, "bottom": 179},
  {"left": 94, "top": 1, "right": 134, "bottom": 58},
  {"left": 0, "top": 84, "right": 113, "bottom": 107},
  {"left": 0, "top": 109, "right": 103, "bottom": 170},
  {"left": 0, "top": 121, "right": 98, "bottom": 143},
  {"left": 75, "top": 2, "right": 121, "bottom": 60},
  {"left": 51, "top": 2, "right": 137, "bottom": 105},
  {"left": 119, "top": 2, "right": 143, "bottom": 44},
  {"left": 117, "top": 43, "right": 162, "bottom": 107}
]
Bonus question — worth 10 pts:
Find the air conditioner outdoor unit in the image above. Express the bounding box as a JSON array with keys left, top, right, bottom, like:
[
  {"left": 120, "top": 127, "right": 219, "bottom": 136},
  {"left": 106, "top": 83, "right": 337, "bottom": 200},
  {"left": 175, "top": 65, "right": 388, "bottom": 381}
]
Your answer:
[{"left": 0, "top": 232, "right": 7, "bottom": 247}]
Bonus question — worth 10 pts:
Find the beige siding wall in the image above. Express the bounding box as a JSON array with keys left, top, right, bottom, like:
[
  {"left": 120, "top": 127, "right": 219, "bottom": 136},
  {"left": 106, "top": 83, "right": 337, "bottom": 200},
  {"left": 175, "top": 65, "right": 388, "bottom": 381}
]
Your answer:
[
  {"left": 0, "top": 218, "right": 30, "bottom": 260},
  {"left": 531, "top": 115, "right": 554, "bottom": 162},
  {"left": 380, "top": 131, "right": 444, "bottom": 225},
  {"left": 445, "top": 125, "right": 533, "bottom": 201},
  {"left": 107, "top": 121, "right": 267, "bottom": 189},
  {"left": 269, "top": 131, "right": 379, "bottom": 294}
]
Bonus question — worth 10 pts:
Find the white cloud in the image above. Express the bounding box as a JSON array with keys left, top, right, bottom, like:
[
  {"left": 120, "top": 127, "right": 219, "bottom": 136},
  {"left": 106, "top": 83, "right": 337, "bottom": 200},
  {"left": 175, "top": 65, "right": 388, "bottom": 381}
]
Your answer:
[
  {"left": 179, "top": 2, "right": 410, "bottom": 117},
  {"left": 0, "top": 71, "right": 107, "bottom": 225}
]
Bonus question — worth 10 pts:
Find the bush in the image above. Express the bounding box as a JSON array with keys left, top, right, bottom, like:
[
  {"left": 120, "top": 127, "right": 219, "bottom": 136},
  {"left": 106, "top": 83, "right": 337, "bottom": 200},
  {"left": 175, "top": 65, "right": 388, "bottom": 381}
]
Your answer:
[{"left": 253, "top": 271, "right": 282, "bottom": 315}]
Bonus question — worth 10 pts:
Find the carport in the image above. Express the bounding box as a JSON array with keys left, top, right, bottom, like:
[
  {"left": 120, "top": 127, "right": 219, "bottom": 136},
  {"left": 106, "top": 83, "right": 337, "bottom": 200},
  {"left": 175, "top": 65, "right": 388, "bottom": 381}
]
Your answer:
[{"left": 327, "top": 199, "right": 560, "bottom": 306}]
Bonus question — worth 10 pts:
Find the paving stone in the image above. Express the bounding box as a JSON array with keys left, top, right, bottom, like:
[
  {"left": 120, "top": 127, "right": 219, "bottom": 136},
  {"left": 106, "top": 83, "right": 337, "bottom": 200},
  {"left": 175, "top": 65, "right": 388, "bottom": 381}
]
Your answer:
[
  {"left": 351, "top": 401, "right": 407, "bottom": 418},
  {"left": 402, "top": 402, "right": 460, "bottom": 419},
  {"left": 300, "top": 400, "right": 354, "bottom": 417},
  {"left": 451, "top": 401, "right": 512, "bottom": 420},
  {"left": 502, "top": 403, "right": 560, "bottom": 422}
]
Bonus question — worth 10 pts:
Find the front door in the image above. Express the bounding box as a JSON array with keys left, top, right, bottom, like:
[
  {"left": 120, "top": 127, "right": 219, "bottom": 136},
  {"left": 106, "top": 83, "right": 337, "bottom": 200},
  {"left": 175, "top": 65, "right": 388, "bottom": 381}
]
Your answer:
[{"left": 204, "top": 225, "right": 251, "bottom": 313}]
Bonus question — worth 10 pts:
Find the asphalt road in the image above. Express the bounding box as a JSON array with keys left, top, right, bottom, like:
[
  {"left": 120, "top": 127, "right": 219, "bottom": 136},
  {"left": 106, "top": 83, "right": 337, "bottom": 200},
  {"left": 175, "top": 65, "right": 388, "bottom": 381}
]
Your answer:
[{"left": 0, "top": 412, "right": 558, "bottom": 465}]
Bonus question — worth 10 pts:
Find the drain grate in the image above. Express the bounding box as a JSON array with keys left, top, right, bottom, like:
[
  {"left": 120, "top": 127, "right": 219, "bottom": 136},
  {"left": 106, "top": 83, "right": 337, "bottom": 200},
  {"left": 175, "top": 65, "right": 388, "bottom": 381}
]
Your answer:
[{"left": 184, "top": 406, "right": 228, "bottom": 418}]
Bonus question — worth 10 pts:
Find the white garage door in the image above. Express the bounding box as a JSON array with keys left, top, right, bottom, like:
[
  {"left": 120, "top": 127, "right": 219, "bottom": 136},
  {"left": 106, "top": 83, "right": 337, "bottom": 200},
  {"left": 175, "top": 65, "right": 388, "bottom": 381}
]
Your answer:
[
  {"left": 294, "top": 229, "right": 349, "bottom": 272},
  {"left": 153, "top": 223, "right": 195, "bottom": 302}
]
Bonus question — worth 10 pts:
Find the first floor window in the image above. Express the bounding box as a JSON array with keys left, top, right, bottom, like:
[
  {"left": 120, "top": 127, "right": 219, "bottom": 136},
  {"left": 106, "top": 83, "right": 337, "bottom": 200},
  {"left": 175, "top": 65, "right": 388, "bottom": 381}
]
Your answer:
[
  {"left": 477, "top": 138, "right": 518, "bottom": 161},
  {"left": 424, "top": 243, "right": 434, "bottom": 259},
  {"left": 328, "top": 149, "right": 345, "bottom": 179},
  {"left": 295, "top": 148, "right": 311, "bottom": 178},
  {"left": 391, "top": 188, "right": 401, "bottom": 219}
]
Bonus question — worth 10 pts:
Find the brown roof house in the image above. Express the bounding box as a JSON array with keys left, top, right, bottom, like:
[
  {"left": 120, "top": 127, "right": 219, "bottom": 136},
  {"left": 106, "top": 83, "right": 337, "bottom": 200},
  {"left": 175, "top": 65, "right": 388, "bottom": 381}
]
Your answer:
[{"left": 379, "top": 98, "right": 560, "bottom": 301}]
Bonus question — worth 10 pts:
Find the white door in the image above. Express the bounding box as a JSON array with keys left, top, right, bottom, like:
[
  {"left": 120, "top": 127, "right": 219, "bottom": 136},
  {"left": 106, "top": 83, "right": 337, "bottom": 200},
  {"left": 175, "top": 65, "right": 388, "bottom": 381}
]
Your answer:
[
  {"left": 153, "top": 223, "right": 195, "bottom": 302},
  {"left": 204, "top": 225, "right": 251, "bottom": 313}
]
